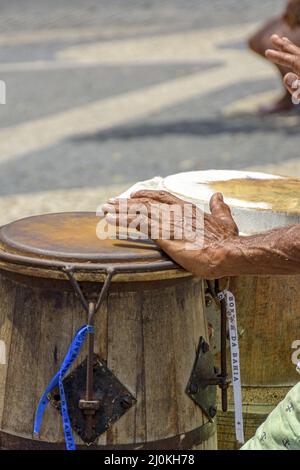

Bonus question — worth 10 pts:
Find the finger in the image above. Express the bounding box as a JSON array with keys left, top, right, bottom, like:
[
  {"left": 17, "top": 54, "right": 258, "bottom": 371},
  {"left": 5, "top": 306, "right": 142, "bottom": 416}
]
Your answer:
[
  {"left": 209, "top": 193, "right": 238, "bottom": 234},
  {"left": 281, "top": 36, "right": 300, "bottom": 55},
  {"left": 270, "top": 34, "right": 288, "bottom": 52},
  {"left": 131, "top": 190, "right": 201, "bottom": 229},
  {"left": 105, "top": 199, "right": 172, "bottom": 230},
  {"left": 104, "top": 198, "right": 153, "bottom": 215},
  {"left": 270, "top": 34, "right": 300, "bottom": 55},
  {"left": 265, "top": 49, "right": 296, "bottom": 69},
  {"left": 102, "top": 203, "right": 116, "bottom": 214},
  {"left": 284, "top": 72, "right": 300, "bottom": 95},
  {"left": 107, "top": 197, "right": 117, "bottom": 204},
  {"left": 104, "top": 197, "right": 184, "bottom": 234},
  {"left": 131, "top": 190, "right": 185, "bottom": 205},
  {"left": 105, "top": 212, "right": 152, "bottom": 236}
]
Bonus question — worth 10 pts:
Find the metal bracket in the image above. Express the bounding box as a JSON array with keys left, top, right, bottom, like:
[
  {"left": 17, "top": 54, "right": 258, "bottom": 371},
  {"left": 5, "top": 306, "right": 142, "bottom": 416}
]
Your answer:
[
  {"left": 49, "top": 354, "right": 136, "bottom": 445},
  {"left": 205, "top": 279, "right": 230, "bottom": 412},
  {"left": 62, "top": 266, "right": 117, "bottom": 441},
  {"left": 186, "top": 337, "right": 229, "bottom": 421}
]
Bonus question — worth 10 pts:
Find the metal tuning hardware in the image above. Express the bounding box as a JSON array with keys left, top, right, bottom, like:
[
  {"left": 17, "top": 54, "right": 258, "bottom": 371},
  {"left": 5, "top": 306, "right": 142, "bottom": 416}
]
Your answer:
[
  {"left": 186, "top": 279, "right": 230, "bottom": 420},
  {"left": 49, "top": 266, "right": 136, "bottom": 445}
]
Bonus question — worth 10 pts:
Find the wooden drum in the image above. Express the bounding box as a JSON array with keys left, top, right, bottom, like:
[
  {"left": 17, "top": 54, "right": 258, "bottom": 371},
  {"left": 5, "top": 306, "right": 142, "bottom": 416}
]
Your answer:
[
  {"left": 0, "top": 212, "right": 217, "bottom": 450},
  {"left": 163, "top": 170, "right": 300, "bottom": 449}
]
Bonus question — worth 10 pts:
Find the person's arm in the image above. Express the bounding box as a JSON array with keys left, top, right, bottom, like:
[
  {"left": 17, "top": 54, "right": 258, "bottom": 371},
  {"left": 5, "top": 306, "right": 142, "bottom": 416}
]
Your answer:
[
  {"left": 219, "top": 224, "right": 300, "bottom": 277},
  {"left": 103, "top": 191, "right": 300, "bottom": 279}
]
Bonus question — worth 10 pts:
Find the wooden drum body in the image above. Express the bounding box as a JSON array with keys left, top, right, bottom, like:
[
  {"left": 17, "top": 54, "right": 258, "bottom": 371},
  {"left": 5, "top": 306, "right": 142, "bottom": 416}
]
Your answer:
[
  {"left": 0, "top": 212, "right": 216, "bottom": 450},
  {"left": 217, "top": 274, "right": 300, "bottom": 449},
  {"left": 163, "top": 170, "right": 300, "bottom": 449}
]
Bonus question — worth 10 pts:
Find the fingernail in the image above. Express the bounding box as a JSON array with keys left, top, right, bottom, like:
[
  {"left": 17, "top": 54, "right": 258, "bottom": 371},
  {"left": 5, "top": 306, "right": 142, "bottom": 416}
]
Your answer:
[
  {"left": 108, "top": 198, "right": 117, "bottom": 203},
  {"left": 102, "top": 203, "right": 113, "bottom": 210}
]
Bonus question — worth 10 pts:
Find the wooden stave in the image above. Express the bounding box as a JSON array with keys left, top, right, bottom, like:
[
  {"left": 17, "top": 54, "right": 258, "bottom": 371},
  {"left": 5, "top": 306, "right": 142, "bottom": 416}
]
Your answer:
[
  {"left": 0, "top": 270, "right": 217, "bottom": 450},
  {"left": 217, "top": 274, "right": 300, "bottom": 449}
]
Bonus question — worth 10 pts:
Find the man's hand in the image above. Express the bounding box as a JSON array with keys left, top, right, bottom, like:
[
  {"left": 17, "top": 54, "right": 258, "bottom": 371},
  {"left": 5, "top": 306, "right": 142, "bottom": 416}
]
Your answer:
[
  {"left": 266, "top": 34, "right": 300, "bottom": 96},
  {"left": 103, "top": 190, "right": 239, "bottom": 279}
]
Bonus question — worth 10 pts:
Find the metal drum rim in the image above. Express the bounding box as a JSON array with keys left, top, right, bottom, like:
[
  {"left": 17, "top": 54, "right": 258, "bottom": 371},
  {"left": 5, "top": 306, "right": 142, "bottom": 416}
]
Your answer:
[
  {"left": 0, "top": 211, "right": 187, "bottom": 280},
  {"left": 0, "top": 211, "right": 167, "bottom": 263}
]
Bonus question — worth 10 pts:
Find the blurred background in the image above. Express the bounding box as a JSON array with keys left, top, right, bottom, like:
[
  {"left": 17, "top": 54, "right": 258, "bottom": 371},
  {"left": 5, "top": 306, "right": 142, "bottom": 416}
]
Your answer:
[{"left": 0, "top": 0, "right": 298, "bottom": 225}]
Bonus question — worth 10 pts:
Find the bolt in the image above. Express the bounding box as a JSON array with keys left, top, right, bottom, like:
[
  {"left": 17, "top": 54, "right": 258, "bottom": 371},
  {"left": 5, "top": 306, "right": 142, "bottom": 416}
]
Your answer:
[
  {"left": 189, "top": 383, "right": 198, "bottom": 394},
  {"left": 209, "top": 406, "right": 217, "bottom": 418},
  {"left": 120, "top": 396, "right": 132, "bottom": 409},
  {"left": 205, "top": 295, "right": 212, "bottom": 307}
]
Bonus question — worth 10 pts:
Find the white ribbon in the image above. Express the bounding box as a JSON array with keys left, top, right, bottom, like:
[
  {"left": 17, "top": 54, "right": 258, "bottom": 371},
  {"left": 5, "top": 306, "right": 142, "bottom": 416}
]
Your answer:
[{"left": 219, "top": 290, "right": 244, "bottom": 444}]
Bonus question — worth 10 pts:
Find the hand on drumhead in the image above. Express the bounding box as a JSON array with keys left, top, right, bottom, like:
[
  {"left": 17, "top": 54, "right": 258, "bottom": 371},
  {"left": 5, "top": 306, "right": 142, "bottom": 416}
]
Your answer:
[
  {"left": 266, "top": 35, "right": 300, "bottom": 101},
  {"left": 103, "top": 190, "right": 240, "bottom": 279}
]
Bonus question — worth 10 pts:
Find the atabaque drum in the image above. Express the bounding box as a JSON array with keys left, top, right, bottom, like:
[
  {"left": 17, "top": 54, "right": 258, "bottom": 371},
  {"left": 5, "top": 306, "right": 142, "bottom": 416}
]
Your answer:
[
  {"left": 0, "top": 212, "right": 217, "bottom": 450},
  {"left": 163, "top": 170, "right": 300, "bottom": 449}
]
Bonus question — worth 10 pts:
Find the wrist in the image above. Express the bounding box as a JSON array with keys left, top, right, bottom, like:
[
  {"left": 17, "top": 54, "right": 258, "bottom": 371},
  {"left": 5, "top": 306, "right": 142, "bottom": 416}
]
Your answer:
[
  {"left": 206, "top": 236, "right": 244, "bottom": 279},
  {"left": 220, "top": 232, "right": 294, "bottom": 276}
]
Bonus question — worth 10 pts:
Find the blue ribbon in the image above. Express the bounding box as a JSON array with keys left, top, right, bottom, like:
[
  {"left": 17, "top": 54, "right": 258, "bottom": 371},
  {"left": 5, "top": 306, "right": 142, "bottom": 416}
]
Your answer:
[{"left": 34, "top": 324, "right": 94, "bottom": 450}]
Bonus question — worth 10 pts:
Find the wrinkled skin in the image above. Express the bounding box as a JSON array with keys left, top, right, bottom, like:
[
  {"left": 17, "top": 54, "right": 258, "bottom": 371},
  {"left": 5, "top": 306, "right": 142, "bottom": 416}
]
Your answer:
[
  {"left": 103, "top": 189, "right": 300, "bottom": 279},
  {"left": 103, "top": 191, "right": 239, "bottom": 279},
  {"left": 101, "top": 36, "right": 300, "bottom": 279}
]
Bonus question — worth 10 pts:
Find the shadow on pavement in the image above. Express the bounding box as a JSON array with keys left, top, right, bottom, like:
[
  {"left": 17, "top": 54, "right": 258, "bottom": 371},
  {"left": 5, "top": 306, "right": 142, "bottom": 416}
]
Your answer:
[{"left": 72, "top": 112, "right": 300, "bottom": 142}]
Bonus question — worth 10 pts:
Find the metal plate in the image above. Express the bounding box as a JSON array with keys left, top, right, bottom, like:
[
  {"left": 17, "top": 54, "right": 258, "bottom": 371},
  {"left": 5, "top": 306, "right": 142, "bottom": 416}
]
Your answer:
[
  {"left": 186, "top": 337, "right": 217, "bottom": 421},
  {"left": 0, "top": 212, "right": 167, "bottom": 263},
  {"left": 49, "top": 355, "right": 136, "bottom": 444}
]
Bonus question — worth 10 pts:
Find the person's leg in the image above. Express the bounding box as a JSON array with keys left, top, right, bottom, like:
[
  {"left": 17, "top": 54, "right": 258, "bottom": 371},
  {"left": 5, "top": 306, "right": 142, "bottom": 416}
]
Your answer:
[{"left": 249, "top": 17, "right": 296, "bottom": 112}]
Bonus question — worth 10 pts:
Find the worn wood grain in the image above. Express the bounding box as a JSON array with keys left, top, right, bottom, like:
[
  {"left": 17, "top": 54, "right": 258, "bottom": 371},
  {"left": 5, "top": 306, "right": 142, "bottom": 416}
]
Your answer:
[
  {"left": 0, "top": 273, "right": 216, "bottom": 450},
  {"left": 230, "top": 274, "right": 300, "bottom": 386},
  {"left": 0, "top": 276, "right": 15, "bottom": 427},
  {"left": 217, "top": 274, "right": 300, "bottom": 450}
]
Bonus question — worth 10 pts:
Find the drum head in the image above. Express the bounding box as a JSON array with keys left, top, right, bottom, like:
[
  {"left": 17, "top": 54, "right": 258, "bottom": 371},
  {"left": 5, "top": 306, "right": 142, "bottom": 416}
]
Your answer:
[
  {"left": 163, "top": 170, "right": 300, "bottom": 234},
  {"left": 0, "top": 213, "right": 180, "bottom": 279}
]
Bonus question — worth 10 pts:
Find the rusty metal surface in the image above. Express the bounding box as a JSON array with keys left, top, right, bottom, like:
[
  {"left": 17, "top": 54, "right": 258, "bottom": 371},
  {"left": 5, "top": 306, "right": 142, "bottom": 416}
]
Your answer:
[
  {"left": 215, "top": 280, "right": 229, "bottom": 413},
  {"left": 49, "top": 355, "right": 136, "bottom": 445},
  {"left": 186, "top": 336, "right": 229, "bottom": 421},
  {"left": 0, "top": 421, "right": 216, "bottom": 450}
]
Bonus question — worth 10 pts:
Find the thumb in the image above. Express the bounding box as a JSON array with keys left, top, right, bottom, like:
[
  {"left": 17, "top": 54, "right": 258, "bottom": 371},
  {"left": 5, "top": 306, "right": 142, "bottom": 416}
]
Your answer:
[
  {"left": 209, "top": 193, "right": 238, "bottom": 234},
  {"left": 284, "top": 72, "right": 300, "bottom": 95}
]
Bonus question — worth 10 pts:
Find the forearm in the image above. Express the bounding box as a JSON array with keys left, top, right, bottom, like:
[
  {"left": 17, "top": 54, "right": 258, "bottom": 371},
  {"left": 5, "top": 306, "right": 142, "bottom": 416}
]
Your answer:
[{"left": 222, "top": 224, "right": 300, "bottom": 276}]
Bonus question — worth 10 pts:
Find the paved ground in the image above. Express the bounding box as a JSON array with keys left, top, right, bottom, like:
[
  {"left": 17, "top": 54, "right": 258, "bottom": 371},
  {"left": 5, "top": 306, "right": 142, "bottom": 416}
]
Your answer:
[{"left": 1, "top": 0, "right": 299, "bottom": 225}]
